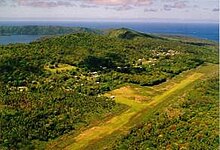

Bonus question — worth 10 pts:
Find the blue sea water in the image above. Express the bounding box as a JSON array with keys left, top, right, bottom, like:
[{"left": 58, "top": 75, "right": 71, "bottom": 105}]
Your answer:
[
  {"left": 0, "top": 21, "right": 219, "bottom": 45},
  {"left": 0, "top": 35, "right": 43, "bottom": 45}
]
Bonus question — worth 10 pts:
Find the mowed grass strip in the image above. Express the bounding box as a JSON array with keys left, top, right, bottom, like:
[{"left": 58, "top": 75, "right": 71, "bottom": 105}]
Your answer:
[
  {"left": 61, "top": 72, "right": 204, "bottom": 150},
  {"left": 63, "top": 110, "right": 136, "bottom": 150},
  {"left": 147, "top": 73, "right": 203, "bottom": 107}
]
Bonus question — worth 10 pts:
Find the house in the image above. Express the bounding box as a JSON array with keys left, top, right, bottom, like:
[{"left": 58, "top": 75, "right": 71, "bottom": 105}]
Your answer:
[
  {"left": 18, "top": 86, "right": 28, "bottom": 92},
  {"left": 110, "top": 96, "right": 115, "bottom": 99}
]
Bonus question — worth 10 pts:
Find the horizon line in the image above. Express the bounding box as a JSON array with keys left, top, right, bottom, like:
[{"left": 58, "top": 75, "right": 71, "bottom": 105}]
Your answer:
[
  {"left": 0, "top": 19, "right": 219, "bottom": 24},
  {"left": 0, "top": 17, "right": 219, "bottom": 23}
]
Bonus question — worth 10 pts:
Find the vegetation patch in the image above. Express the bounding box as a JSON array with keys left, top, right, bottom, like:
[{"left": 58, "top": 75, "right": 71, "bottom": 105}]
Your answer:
[
  {"left": 0, "top": 27, "right": 218, "bottom": 149},
  {"left": 53, "top": 69, "right": 206, "bottom": 150},
  {"left": 107, "top": 86, "right": 151, "bottom": 103},
  {"left": 44, "top": 64, "right": 76, "bottom": 73},
  {"left": 112, "top": 72, "right": 219, "bottom": 150}
]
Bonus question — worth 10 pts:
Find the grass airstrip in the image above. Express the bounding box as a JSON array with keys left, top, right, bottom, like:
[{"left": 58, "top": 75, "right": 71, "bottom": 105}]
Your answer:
[{"left": 46, "top": 63, "right": 218, "bottom": 150}]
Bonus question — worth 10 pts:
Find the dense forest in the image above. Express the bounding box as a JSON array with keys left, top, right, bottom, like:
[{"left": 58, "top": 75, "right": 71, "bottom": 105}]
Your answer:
[
  {"left": 0, "top": 26, "right": 219, "bottom": 149},
  {"left": 0, "top": 26, "right": 101, "bottom": 36}
]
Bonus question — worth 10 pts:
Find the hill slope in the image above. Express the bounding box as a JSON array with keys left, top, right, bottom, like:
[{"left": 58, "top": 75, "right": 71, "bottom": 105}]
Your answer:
[
  {"left": 105, "top": 28, "right": 159, "bottom": 39},
  {"left": 0, "top": 26, "right": 101, "bottom": 36},
  {"left": 0, "top": 26, "right": 218, "bottom": 149}
]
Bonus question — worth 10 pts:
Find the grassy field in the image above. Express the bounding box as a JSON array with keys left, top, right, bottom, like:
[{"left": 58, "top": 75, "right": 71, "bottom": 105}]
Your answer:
[
  {"left": 44, "top": 64, "right": 76, "bottom": 73},
  {"left": 46, "top": 64, "right": 218, "bottom": 150}
]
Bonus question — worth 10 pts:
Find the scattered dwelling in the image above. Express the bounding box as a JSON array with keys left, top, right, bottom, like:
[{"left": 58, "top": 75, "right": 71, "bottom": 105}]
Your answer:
[
  {"left": 137, "top": 58, "right": 145, "bottom": 65},
  {"left": 64, "top": 87, "right": 74, "bottom": 92},
  {"left": 151, "top": 49, "right": 179, "bottom": 58},
  {"left": 110, "top": 96, "right": 115, "bottom": 99},
  {"left": 64, "top": 89, "right": 71, "bottom": 92},
  {"left": 88, "top": 72, "right": 99, "bottom": 78},
  {"left": 31, "top": 80, "right": 38, "bottom": 84},
  {"left": 9, "top": 86, "right": 28, "bottom": 92},
  {"left": 18, "top": 86, "right": 28, "bottom": 92},
  {"left": 165, "top": 53, "right": 171, "bottom": 56},
  {"left": 9, "top": 87, "right": 16, "bottom": 91},
  {"left": 91, "top": 72, "right": 98, "bottom": 75},
  {"left": 100, "top": 66, "right": 107, "bottom": 70},
  {"left": 74, "top": 76, "right": 81, "bottom": 80}
]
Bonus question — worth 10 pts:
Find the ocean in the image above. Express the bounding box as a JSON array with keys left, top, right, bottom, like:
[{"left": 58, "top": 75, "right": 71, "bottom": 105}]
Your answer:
[{"left": 0, "top": 21, "right": 219, "bottom": 45}]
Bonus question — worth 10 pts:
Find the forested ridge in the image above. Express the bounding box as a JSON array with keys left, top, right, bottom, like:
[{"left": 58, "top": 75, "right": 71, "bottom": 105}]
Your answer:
[
  {"left": 0, "top": 26, "right": 101, "bottom": 36},
  {"left": 0, "top": 26, "right": 218, "bottom": 149}
]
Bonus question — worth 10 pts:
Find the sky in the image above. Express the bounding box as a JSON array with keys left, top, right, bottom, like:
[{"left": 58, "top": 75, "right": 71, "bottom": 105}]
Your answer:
[{"left": 0, "top": 0, "right": 219, "bottom": 22}]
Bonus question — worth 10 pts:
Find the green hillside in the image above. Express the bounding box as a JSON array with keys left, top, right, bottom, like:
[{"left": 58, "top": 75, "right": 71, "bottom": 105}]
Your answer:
[
  {"left": 106, "top": 28, "right": 158, "bottom": 39},
  {"left": 0, "top": 27, "right": 218, "bottom": 149},
  {"left": 0, "top": 26, "right": 101, "bottom": 36}
]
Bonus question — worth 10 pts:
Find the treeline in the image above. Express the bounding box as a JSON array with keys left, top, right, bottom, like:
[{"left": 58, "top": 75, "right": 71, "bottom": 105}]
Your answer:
[
  {"left": 0, "top": 26, "right": 100, "bottom": 36},
  {"left": 0, "top": 31, "right": 218, "bottom": 87},
  {"left": 0, "top": 27, "right": 218, "bottom": 149},
  {"left": 112, "top": 74, "right": 219, "bottom": 149}
]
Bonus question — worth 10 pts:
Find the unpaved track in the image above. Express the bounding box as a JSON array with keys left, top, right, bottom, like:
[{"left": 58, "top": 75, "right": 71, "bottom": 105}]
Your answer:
[{"left": 59, "top": 73, "right": 203, "bottom": 150}]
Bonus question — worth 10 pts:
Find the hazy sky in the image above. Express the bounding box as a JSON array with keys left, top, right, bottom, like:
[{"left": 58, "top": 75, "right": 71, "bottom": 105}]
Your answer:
[{"left": 0, "top": 0, "right": 219, "bottom": 22}]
